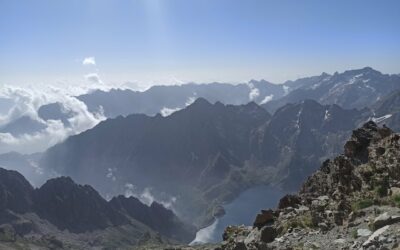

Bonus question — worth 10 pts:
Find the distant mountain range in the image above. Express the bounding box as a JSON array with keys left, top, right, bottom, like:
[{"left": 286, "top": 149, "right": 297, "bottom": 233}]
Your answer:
[
  {"left": 1, "top": 67, "right": 399, "bottom": 139},
  {"left": 38, "top": 67, "right": 400, "bottom": 120},
  {"left": 0, "top": 167, "right": 195, "bottom": 249}
]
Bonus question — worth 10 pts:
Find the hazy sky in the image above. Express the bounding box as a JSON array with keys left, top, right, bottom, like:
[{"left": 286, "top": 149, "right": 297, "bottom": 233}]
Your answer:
[{"left": 1, "top": 0, "right": 399, "bottom": 87}]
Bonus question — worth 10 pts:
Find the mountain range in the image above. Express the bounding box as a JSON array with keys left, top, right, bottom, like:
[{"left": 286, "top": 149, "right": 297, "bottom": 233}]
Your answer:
[
  {"left": 1, "top": 66, "right": 400, "bottom": 249},
  {"left": 38, "top": 97, "right": 369, "bottom": 227},
  {"left": 1, "top": 67, "right": 398, "bottom": 142}
]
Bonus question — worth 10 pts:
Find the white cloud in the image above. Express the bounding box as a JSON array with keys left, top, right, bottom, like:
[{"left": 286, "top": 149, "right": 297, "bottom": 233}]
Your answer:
[
  {"left": 160, "top": 107, "right": 181, "bottom": 117},
  {"left": 0, "top": 85, "right": 105, "bottom": 154},
  {"left": 84, "top": 73, "right": 103, "bottom": 84},
  {"left": 260, "top": 94, "right": 274, "bottom": 104},
  {"left": 247, "top": 82, "right": 260, "bottom": 101},
  {"left": 185, "top": 96, "right": 196, "bottom": 106},
  {"left": 82, "top": 57, "right": 96, "bottom": 66},
  {"left": 249, "top": 88, "right": 260, "bottom": 101},
  {"left": 124, "top": 184, "right": 178, "bottom": 211}
]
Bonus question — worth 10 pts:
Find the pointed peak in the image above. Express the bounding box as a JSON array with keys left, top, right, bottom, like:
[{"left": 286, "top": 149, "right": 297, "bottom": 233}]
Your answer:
[
  {"left": 343, "top": 67, "right": 381, "bottom": 76},
  {"left": 189, "top": 97, "right": 212, "bottom": 107}
]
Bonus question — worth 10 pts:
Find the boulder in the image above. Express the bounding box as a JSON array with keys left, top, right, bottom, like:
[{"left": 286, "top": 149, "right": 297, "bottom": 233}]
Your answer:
[
  {"left": 260, "top": 226, "right": 276, "bottom": 243},
  {"left": 363, "top": 225, "right": 390, "bottom": 247},
  {"left": 253, "top": 209, "right": 274, "bottom": 229},
  {"left": 278, "top": 194, "right": 301, "bottom": 209},
  {"left": 372, "top": 212, "right": 400, "bottom": 230}
]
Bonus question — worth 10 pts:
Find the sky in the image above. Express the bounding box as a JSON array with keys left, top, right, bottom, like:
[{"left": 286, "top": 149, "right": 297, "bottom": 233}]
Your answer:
[{"left": 0, "top": 0, "right": 400, "bottom": 88}]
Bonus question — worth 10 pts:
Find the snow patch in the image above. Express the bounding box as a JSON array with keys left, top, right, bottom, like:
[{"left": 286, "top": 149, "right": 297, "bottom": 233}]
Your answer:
[
  {"left": 372, "top": 114, "right": 392, "bottom": 123},
  {"left": 324, "top": 109, "right": 331, "bottom": 121}
]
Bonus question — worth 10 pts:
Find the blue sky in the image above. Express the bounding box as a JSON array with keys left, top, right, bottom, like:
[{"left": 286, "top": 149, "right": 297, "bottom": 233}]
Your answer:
[{"left": 0, "top": 0, "right": 399, "bottom": 87}]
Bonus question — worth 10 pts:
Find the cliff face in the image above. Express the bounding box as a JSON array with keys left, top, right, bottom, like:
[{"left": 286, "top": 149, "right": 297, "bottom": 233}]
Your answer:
[{"left": 221, "top": 122, "right": 400, "bottom": 250}]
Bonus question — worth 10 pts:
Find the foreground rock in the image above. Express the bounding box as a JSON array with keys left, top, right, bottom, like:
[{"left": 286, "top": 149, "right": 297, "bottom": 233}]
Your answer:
[{"left": 219, "top": 122, "right": 400, "bottom": 250}]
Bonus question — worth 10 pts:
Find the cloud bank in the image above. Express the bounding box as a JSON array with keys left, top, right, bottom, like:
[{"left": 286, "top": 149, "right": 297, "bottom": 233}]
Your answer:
[{"left": 0, "top": 85, "right": 105, "bottom": 154}]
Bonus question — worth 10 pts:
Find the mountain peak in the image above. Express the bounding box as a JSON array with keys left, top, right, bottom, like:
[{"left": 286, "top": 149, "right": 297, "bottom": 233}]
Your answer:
[
  {"left": 189, "top": 97, "right": 212, "bottom": 107},
  {"left": 342, "top": 66, "right": 381, "bottom": 76}
]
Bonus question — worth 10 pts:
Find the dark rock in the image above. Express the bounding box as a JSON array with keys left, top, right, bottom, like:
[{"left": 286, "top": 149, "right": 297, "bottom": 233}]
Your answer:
[
  {"left": 372, "top": 212, "right": 400, "bottom": 230},
  {"left": 233, "top": 241, "right": 247, "bottom": 250},
  {"left": 344, "top": 121, "right": 377, "bottom": 163},
  {"left": 260, "top": 226, "right": 276, "bottom": 243},
  {"left": 253, "top": 209, "right": 274, "bottom": 229},
  {"left": 278, "top": 194, "right": 301, "bottom": 209}
]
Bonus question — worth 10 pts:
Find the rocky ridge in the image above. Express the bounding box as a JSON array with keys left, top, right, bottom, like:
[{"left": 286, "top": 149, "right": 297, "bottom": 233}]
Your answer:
[
  {"left": 0, "top": 169, "right": 195, "bottom": 249},
  {"left": 220, "top": 122, "right": 400, "bottom": 249}
]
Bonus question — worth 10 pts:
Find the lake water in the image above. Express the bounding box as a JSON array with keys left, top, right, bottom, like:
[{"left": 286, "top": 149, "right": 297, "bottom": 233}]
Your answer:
[{"left": 190, "top": 185, "right": 284, "bottom": 244}]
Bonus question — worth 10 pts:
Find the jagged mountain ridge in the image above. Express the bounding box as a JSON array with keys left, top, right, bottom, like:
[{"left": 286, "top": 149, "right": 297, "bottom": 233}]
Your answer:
[
  {"left": 3, "top": 67, "right": 398, "bottom": 139},
  {"left": 39, "top": 98, "right": 366, "bottom": 227},
  {"left": 264, "top": 67, "right": 400, "bottom": 113},
  {"left": 51, "top": 67, "right": 400, "bottom": 119},
  {"left": 77, "top": 81, "right": 285, "bottom": 118},
  {"left": 0, "top": 167, "right": 195, "bottom": 249}
]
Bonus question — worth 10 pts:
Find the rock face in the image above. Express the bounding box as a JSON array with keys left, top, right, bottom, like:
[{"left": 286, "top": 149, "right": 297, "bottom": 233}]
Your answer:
[
  {"left": 39, "top": 98, "right": 364, "bottom": 226},
  {"left": 0, "top": 168, "right": 195, "bottom": 248},
  {"left": 221, "top": 122, "right": 400, "bottom": 249}
]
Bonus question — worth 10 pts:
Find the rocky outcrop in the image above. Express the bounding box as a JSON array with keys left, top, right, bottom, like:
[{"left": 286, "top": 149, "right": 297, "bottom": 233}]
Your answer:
[{"left": 220, "top": 122, "right": 400, "bottom": 249}]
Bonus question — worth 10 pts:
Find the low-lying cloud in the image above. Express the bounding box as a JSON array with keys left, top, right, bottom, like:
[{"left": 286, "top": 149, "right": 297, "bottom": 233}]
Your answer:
[
  {"left": 248, "top": 82, "right": 260, "bottom": 101},
  {"left": 124, "top": 183, "right": 178, "bottom": 211},
  {"left": 0, "top": 85, "right": 105, "bottom": 154}
]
